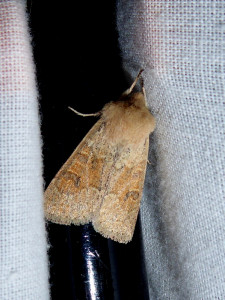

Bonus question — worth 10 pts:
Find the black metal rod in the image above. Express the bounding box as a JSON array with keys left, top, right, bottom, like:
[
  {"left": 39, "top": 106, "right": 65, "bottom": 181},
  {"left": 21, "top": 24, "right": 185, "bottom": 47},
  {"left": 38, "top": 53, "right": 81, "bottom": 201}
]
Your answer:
[{"left": 68, "top": 224, "right": 114, "bottom": 300}]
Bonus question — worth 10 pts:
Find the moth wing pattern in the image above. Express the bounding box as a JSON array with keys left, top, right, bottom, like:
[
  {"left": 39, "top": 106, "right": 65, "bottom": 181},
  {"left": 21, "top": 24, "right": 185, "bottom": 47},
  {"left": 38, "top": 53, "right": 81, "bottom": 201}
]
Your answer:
[
  {"left": 44, "top": 119, "right": 106, "bottom": 225},
  {"left": 44, "top": 118, "right": 149, "bottom": 243},
  {"left": 92, "top": 138, "right": 149, "bottom": 243}
]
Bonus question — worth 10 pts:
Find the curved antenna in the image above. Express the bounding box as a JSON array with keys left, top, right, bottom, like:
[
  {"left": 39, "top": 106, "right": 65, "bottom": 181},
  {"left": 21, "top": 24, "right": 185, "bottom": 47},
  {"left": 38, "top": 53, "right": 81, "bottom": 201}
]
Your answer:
[
  {"left": 139, "top": 76, "right": 147, "bottom": 105},
  {"left": 125, "top": 69, "right": 144, "bottom": 95},
  {"left": 68, "top": 106, "right": 101, "bottom": 117}
]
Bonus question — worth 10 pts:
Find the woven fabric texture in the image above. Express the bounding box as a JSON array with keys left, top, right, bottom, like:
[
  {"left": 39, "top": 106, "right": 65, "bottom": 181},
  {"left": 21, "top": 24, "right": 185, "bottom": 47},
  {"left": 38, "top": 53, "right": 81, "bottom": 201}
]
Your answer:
[
  {"left": 0, "top": 1, "right": 49, "bottom": 299},
  {"left": 117, "top": 1, "right": 225, "bottom": 299}
]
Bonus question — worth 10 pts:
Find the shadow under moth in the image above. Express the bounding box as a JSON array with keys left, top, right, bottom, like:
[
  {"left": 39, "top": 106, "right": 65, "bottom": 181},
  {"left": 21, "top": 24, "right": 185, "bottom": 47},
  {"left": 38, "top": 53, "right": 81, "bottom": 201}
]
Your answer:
[{"left": 44, "top": 70, "right": 155, "bottom": 243}]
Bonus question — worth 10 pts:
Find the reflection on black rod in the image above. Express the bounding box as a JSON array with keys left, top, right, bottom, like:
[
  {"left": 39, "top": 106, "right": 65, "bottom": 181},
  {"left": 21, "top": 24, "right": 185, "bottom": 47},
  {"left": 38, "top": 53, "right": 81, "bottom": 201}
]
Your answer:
[{"left": 69, "top": 224, "right": 113, "bottom": 300}]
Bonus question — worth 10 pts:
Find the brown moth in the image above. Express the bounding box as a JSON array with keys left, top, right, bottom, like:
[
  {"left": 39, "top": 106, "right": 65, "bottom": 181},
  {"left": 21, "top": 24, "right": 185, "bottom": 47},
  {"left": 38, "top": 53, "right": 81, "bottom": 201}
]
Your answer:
[{"left": 44, "top": 70, "right": 155, "bottom": 243}]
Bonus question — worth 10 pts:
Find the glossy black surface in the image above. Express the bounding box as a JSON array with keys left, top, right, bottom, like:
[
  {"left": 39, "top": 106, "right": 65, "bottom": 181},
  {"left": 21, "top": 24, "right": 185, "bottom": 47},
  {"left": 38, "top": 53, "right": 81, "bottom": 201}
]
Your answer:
[{"left": 67, "top": 224, "right": 113, "bottom": 300}]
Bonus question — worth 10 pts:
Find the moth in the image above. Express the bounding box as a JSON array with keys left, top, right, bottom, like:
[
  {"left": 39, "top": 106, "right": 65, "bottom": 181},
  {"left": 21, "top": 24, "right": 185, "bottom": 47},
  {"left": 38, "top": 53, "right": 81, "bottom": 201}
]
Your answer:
[{"left": 44, "top": 70, "right": 155, "bottom": 243}]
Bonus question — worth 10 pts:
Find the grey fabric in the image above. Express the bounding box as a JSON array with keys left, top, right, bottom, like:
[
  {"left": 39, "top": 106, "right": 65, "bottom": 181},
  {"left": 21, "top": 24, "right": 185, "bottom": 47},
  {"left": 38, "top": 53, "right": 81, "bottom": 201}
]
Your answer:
[
  {"left": 0, "top": 1, "right": 49, "bottom": 299},
  {"left": 117, "top": 1, "right": 225, "bottom": 299}
]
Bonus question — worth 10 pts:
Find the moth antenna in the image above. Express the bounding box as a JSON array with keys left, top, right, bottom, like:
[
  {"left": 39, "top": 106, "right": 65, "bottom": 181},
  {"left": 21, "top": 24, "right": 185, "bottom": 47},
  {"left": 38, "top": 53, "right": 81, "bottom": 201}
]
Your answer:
[
  {"left": 125, "top": 69, "right": 144, "bottom": 95},
  {"left": 140, "top": 76, "right": 148, "bottom": 106},
  {"left": 68, "top": 106, "right": 101, "bottom": 117}
]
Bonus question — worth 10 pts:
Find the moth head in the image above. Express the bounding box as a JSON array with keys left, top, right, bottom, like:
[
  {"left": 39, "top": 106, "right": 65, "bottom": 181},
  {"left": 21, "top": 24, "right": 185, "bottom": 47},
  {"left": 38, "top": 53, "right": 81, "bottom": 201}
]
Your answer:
[
  {"left": 101, "top": 70, "right": 155, "bottom": 146},
  {"left": 121, "top": 91, "right": 147, "bottom": 109}
]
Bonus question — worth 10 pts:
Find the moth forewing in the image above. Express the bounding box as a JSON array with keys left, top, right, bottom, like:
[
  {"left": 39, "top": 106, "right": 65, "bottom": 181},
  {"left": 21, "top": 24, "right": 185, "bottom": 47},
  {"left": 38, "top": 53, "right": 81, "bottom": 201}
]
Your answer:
[
  {"left": 44, "top": 120, "right": 105, "bottom": 225},
  {"left": 92, "top": 138, "right": 149, "bottom": 243}
]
